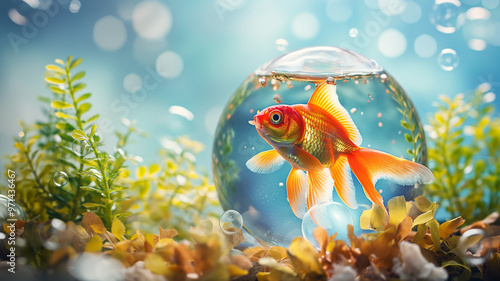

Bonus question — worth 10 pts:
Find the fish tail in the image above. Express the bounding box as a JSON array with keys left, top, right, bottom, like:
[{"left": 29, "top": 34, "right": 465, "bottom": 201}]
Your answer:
[{"left": 347, "top": 148, "right": 434, "bottom": 209}]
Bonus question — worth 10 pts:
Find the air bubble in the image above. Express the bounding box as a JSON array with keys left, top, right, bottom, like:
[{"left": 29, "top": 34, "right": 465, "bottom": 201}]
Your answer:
[
  {"left": 302, "top": 202, "right": 354, "bottom": 247},
  {"left": 438, "top": 48, "right": 459, "bottom": 71},
  {"left": 219, "top": 209, "right": 243, "bottom": 234},
  {"left": 273, "top": 94, "right": 282, "bottom": 103},
  {"left": 326, "top": 77, "right": 335, "bottom": 84},
  {"left": 72, "top": 139, "right": 91, "bottom": 157},
  {"left": 431, "top": 0, "right": 464, "bottom": 34},
  {"left": 349, "top": 28, "right": 358, "bottom": 38},
  {"left": 259, "top": 77, "right": 267, "bottom": 87},
  {"left": 53, "top": 171, "right": 69, "bottom": 187}
]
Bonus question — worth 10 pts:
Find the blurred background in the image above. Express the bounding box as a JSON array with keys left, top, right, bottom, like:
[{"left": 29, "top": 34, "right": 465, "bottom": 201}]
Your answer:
[{"left": 1, "top": 0, "right": 499, "bottom": 173}]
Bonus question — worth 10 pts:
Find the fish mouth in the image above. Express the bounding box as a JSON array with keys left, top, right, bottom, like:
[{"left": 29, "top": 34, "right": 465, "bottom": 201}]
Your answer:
[{"left": 253, "top": 115, "right": 263, "bottom": 130}]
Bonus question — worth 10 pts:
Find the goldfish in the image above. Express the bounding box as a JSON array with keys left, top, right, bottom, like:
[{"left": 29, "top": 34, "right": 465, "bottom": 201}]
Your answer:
[{"left": 246, "top": 82, "right": 434, "bottom": 218}]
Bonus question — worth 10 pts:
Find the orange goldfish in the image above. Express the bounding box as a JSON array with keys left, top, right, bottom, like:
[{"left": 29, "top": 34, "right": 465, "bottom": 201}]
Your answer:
[{"left": 246, "top": 82, "right": 434, "bottom": 218}]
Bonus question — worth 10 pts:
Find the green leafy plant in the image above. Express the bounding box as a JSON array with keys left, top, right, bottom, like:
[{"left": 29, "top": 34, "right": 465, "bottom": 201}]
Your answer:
[
  {"left": 2, "top": 56, "right": 220, "bottom": 233},
  {"left": 426, "top": 85, "right": 500, "bottom": 222}
]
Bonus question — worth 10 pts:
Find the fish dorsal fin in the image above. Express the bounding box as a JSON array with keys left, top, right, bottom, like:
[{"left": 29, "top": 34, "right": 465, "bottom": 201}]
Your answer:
[{"left": 308, "top": 83, "right": 362, "bottom": 146}]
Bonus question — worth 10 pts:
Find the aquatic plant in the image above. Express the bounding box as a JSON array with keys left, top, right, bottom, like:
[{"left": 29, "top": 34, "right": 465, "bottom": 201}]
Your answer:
[
  {"left": 2, "top": 57, "right": 220, "bottom": 234},
  {"left": 425, "top": 84, "right": 500, "bottom": 222}
]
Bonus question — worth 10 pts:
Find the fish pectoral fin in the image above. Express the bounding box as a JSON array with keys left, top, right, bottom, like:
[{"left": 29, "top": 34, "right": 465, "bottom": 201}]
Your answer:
[
  {"left": 246, "top": 149, "right": 286, "bottom": 174},
  {"left": 286, "top": 168, "right": 308, "bottom": 218},
  {"left": 308, "top": 82, "right": 363, "bottom": 146},
  {"left": 293, "top": 145, "right": 323, "bottom": 171},
  {"left": 330, "top": 155, "right": 358, "bottom": 209},
  {"left": 306, "top": 168, "right": 334, "bottom": 209}
]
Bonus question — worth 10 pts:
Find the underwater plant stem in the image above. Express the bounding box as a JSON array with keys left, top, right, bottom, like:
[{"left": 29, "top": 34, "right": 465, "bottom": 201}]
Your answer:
[
  {"left": 442, "top": 108, "right": 461, "bottom": 217},
  {"left": 65, "top": 64, "right": 86, "bottom": 221},
  {"left": 88, "top": 138, "right": 113, "bottom": 227},
  {"left": 24, "top": 150, "right": 49, "bottom": 196}
]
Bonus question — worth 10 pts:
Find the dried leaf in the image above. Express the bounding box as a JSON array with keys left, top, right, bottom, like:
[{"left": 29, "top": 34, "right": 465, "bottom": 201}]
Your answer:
[
  {"left": 287, "top": 237, "right": 325, "bottom": 280},
  {"left": 439, "top": 217, "right": 465, "bottom": 239},
  {"left": 81, "top": 211, "right": 106, "bottom": 236},
  {"left": 412, "top": 210, "right": 434, "bottom": 227},
  {"left": 426, "top": 219, "right": 441, "bottom": 251},
  {"left": 414, "top": 195, "right": 432, "bottom": 212},
  {"left": 159, "top": 227, "right": 178, "bottom": 239}
]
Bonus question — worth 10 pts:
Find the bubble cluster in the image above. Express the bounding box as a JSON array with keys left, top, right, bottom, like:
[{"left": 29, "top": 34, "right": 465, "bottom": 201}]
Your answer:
[
  {"left": 301, "top": 202, "right": 354, "bottom": 248},
  {"left": 53, "top": 171, "right": 69, "bottom": 187},
  {"left": 219, "top": 209, "right": 243, "bottom": 234}
]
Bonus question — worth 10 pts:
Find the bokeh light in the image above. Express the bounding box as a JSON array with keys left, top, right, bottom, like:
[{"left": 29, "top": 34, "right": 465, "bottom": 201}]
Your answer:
[
  {"left": 414, "top": 34, "right": 437, "bottom": 58},
  {"left": 326, "top": 0, "right": 353, "bottom": 23},
  {"left": 156, "top": 51, "right": 184, "bottom": 79},
  {"left": 132, "top": 0, "right": 172, "bottom": 40},
  {"left": 292, "top": 13, "right": 320, "bottom": 40},
  {"left": 378, "top": 29, "right": 407, "bottom": 57},
  {"left": 93, "top": 16, "right": 127, "bottom": 51}
]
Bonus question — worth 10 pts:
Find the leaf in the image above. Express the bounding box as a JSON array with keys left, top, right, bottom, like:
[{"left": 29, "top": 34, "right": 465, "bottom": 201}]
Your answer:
[
  {"left": 72, "top": 83, "right": 86, "bottom": 92},
  {"left": 287, "top": 237, "right": 325, "bottom": 278},
  {"left": 72, "top": 129, "right": 87, "bottom": 140},
  {"left": 82, "top": 203, "right": 105, "bottom": 208},
  {"left": 414, "top": 195, "right": 432, "bottom": 212},
  {"left": 78, "top": 103, "right": 91, "bottom": 115},
  {"left": 85, "top": 114, "right": 99, "bottom": 124},
  {"left": 80, "top": 186, "right": 102, "bottom": 193},
  {"left": 388, "top": 195, "right": 407, "bottom": 226},
  {"left": 426, "top": 219, "right": 441, "bottom": 251},
  {"left": 69, "top": 58, "right": 82, "bottom": 69},
  {"left": 439, "top": 216, "right": 465, "bottom": 239},
  {"left": 89, "top": 124, "right": 97, "bottom": 139},
  {"left": 412, "top": 210, "right": 435, "bottom": 227},
  {"left": 51, "top": 101, "right": 73, "bottom": 109},
  {"left": 76, "top": 93, "right": 91, "bottom": 103},
  {"left": 360, "top": 209, "right": 372, "bottom": 230},
  {"left": 136, "top": 166, "right": 147, "bottom": 179},
  {"left": 401, "top": 120, "right": 410, "bottom": 129},
  {"left": 442, "top": 260, "right": 471, "bottom": 281},
  {"left": 149, "top": 163, "right": 161, "bottom": 175},
  {"left": 49, "top": 85, "right": 67, "bottom": 94},
  {"left": 55, "top": 58, "right": 65, "bottom": 65},
  {"left": 71, "top": 71, "right": 85, "bottom": 81},
  {"left": 405, "top": 133, "right": 413, "bottom": 143},
  {"left": 81, "top": 211, "right": 106, "bottom": 236},
  {"left": 111, "top": 216, "right": 126, "bottom": 241},
  {"left": 45, "top": 77, "right": 65, "bottom": 84},
  {"left": 45, "top": 64, "right": 65, "bottom": 74},
  {"left": 55, "top": 112, "right": 77, "bottom": 120},
  {"left": 85, "top": 235, "right": 102, "bottom": 253},
  {"left": 14, "top": 142, "right": 26, "bottom": 152},
  {"left": 159, "top": 227, "right": 178, "bottom": 239}
]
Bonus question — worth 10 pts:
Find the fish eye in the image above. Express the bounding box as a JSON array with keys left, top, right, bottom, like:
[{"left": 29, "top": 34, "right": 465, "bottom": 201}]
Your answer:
[{"left": 269, "top": 110, "right": 282, "bottom": 124}]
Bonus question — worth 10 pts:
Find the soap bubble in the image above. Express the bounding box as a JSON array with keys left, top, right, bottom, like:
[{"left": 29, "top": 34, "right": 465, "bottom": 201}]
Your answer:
[
  {"left": 72, "top": 139, "right": 91, "bottom": 157},
  {"left": 456, "top": 229, "right": 492, "bottom": 266},
  {"left": 302, "top": 202, "right": 354, "bottom": 247},
  {"left": 438, "top": 48, "right": 459, "bottom": 71},
  {"left": 53, "top": 171, "right": 69, "bottom": 187},
  {"left": 430, "top": 0, "right": 464, "bottom": 34},
  {"left": 0, "top": 194, "right": 27, "bottom": 222},
  {"left": 213, "top": 46, "right": 428, "bottom": 246},
  {"left": 219, "top": 209, "right": 243, "bottom": 234}
]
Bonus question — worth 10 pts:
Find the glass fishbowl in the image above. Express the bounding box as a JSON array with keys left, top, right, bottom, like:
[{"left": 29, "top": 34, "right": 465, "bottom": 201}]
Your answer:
[{"left": 212, "top": 46, "right": 428, "bottom": 247}]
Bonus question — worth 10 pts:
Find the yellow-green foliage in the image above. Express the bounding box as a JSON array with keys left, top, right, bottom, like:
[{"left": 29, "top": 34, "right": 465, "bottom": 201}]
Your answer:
[
  {"left": 426, "top": 85, "right": 500, "bottom": 222},
  {"left": 2, "top": 57, "right": 220, "bottom": 234}
]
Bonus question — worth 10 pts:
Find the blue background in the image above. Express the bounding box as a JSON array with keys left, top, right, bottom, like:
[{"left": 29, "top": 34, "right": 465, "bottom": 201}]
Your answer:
[{"left": 1, "top": 0, "right": 499, "bottom": 175}]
